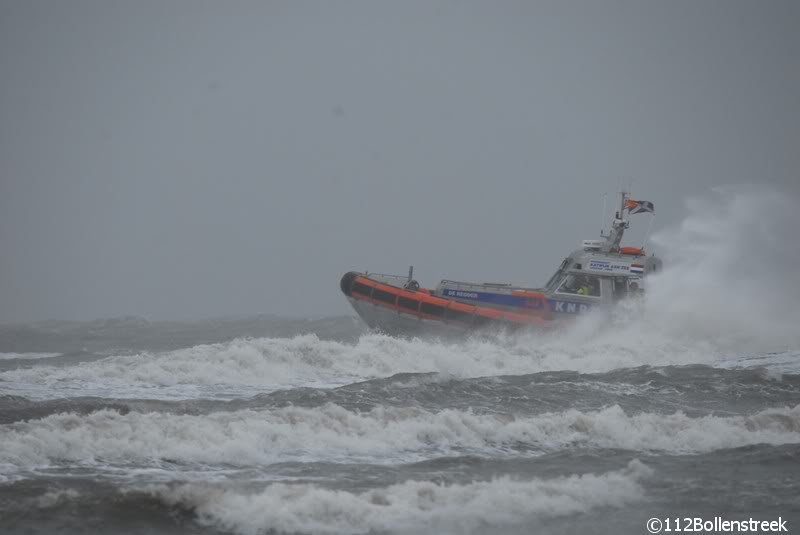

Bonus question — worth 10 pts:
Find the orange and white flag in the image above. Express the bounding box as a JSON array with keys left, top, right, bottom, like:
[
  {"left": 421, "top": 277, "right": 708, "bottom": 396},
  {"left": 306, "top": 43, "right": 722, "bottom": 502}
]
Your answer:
[{"left": 624, "top": 199, "right": 655, "bottom": 214}]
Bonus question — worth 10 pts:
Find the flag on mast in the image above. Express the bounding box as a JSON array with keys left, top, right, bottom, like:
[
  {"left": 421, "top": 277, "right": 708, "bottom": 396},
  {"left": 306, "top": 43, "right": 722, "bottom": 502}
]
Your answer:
[{"left": 624, "top": 199, "right": 655, "bottom": 214}]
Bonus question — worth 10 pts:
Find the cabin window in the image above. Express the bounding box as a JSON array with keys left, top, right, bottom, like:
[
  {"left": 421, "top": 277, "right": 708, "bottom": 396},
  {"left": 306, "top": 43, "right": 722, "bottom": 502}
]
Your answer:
[
  {"left": 556, "top": 274, "right": 601, "bottom": 297},
  {"left": 398, "top": 296, "right": 419, "bottom": 311},
  {"left": 420, "top": 302, "right": 445, "bottom": 317},
  {"left": 352, "top": 283, "right": 372, "bottom": 297},
  {"left": 372, "top": 288, "right": 397, "bottom": 305}
]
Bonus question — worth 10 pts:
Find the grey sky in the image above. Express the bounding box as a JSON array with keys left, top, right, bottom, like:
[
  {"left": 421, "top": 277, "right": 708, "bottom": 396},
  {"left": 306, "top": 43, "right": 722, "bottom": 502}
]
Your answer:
[{"left": 1, "top": 0, "right": 798, "bottom": 322}]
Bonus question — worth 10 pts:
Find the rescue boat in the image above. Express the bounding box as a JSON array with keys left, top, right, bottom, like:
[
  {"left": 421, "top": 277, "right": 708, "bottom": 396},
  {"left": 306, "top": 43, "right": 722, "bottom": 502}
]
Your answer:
[{"left": 340, "top": 192, "right": 661, "bottom": 336}]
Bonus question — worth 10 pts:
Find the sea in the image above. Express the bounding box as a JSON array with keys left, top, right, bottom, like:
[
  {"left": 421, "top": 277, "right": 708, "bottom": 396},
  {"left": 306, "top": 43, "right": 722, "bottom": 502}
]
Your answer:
[
  {"left": 2, "top": 188, "right": 800, "bottom": 534},
  {"left": 0, "top": 312, "right": 798, "bottom": 535}
]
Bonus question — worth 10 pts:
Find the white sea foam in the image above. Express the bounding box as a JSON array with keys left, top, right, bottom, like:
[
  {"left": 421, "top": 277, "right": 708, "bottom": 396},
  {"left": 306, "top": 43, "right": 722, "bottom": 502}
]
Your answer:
[
  {"left": 2, "top": 404, "right": 798, "bottom": 469},
  {"left": 0, "top": 352, "right": 61, "bottom": 360},
  {"left": 0, "top": 332, "right": 663, "bottom": 400},
  {"left": 715, "top": 350, "right": 800, "bottom": 376},
  {"left": 34, "top": 488, "right": 81, "bottom": 508},
  {"left": 0, "top": 330, "right": 761, "bottom": 401},
  {"left": 0, "top": 335, "right": 405, "bottom": 400},
  {"left": 148, "top": 460, "right": 651, "bottom": 535}
]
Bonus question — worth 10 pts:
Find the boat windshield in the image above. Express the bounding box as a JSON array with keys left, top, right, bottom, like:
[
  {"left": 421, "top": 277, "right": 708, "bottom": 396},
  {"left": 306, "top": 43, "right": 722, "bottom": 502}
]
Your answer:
[{"left": 545, "top": 258, "right": 571, "bottom": 292}]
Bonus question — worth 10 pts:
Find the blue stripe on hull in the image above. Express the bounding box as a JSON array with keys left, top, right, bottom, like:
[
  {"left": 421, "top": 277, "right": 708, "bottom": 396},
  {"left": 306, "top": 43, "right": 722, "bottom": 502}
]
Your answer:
[
  {"left": 441, "top": 289, "right": 538, "bottom": 308},
  {"left": 441, "top": 289, "right": 596, "bottom": 315}
]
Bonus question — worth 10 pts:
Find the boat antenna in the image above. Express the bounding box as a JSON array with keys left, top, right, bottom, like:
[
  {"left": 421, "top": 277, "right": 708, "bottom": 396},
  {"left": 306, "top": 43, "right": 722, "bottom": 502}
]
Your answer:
[{"left": 600, "top": 193, "right": 608, "bottom": 237}]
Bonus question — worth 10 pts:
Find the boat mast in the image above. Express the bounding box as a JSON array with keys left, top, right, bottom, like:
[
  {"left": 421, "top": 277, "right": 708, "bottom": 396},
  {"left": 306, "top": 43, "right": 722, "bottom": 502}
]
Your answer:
[{"left": 601, "top": 191, "right": 629, "bottom": 252}]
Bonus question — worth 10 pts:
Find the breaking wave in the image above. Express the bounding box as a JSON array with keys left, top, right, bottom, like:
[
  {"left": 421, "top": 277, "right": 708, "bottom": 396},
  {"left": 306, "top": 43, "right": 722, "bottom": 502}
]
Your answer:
[
  {"left": 147, "top": 460, "right": 651, "bottom": 535},
  {"left": 0, "top": 333, "right": 770, "bottom": 401},
  {"left": 0, "top": 335, "right": 415, "bottom": 400},
  {"left": 2, "top": 404, "right": 799, "bottom": 469},
  {"left": 3, "top": 334, "right": 796, "bottom": 402}
]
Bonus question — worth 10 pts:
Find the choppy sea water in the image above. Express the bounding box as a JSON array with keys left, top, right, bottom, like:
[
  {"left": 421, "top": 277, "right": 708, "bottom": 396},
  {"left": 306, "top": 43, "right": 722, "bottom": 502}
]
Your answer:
[{"left": 1, "top": 314, "right": 798, "bottom": 535}]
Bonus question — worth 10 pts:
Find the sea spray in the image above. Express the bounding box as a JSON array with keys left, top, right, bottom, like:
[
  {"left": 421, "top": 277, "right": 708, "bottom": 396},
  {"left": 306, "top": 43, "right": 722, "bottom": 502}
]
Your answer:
[
  {"left": 644, "top": 186, "right": 800, "bottom": 350},
  {"left": 530, "top": 186, "right": 800, "bottom": 364}
]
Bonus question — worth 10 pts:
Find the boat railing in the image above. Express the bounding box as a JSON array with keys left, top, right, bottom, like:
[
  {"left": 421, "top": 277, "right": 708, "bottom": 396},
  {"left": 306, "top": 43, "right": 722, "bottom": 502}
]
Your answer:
[
  {"left": 439, "top": 279, "right": 513, "bottom": 287},
  {"left": 364, "top": 272, "right": 411, "bottom": 287}
]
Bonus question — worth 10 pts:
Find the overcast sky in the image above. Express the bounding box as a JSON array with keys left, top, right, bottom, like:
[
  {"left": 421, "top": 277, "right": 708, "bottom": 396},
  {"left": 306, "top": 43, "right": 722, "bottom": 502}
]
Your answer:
[{"left": 1, "top": 0, "right": 798, "bottom": 322}]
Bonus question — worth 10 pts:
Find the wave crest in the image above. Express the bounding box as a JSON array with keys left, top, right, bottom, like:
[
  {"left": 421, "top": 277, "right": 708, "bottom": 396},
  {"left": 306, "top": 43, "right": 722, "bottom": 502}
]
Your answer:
[
  {"left": 147, "top": 460, "right": 651, "bottom": 535},
  {"left": 3, "top": 404, "right": 799, "bottom": 468}
]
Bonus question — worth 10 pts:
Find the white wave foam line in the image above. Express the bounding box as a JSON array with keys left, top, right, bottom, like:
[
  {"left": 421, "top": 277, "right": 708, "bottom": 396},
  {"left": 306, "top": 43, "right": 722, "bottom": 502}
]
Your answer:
[
  {"left": 149, "top": 460, "right": 651, "bottom": 535},
  {"left": 34, "top": 488, "right": 81, "bottom": 509},
  {"left": 0, "top": 328, "right": 748, "bottom": 402},
  {"left": 0, "top": 334, "right": 421, "bottom": 400},
  {"left": 716, "top": 350, "right": 800, "bottom": 376},
  {"left": 2, "top": 404, "right": 799, "bottom": 469},
  {"left": 0, "top": 352, "right": 61, "bottom": 360}
]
